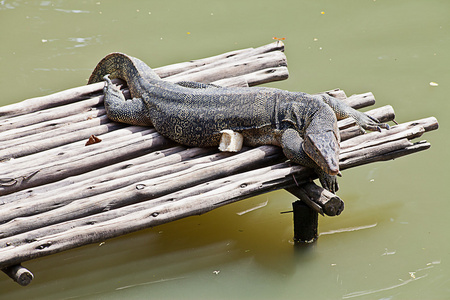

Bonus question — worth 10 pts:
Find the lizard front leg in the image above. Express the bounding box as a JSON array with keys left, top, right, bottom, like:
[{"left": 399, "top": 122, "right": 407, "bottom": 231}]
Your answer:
[
  {"left": 103, "top": 75, "right": 153, "bottom": 126},
  {"left": 321, "top": 95, "right": 390, "bottom": 132},
  {"left": 281, "top": 128, "right": 339, "bottom": 193}
]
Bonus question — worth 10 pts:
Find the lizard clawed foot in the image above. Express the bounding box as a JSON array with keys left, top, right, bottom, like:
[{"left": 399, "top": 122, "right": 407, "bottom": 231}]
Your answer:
[
  {"left": 367, "top": 114, "right": 390, "bottom": 132},
  {"left": 352, "top": 111, "right": 390, "bottom": 133},
  {"left": 102, "top": 74, "right": 123, "bottom": 94},
  {"left": 103, "top": 74, "right": 112, "bottom": 84},
  {"left": 316, "top": 168, "right": 339, "bottom": 193}
]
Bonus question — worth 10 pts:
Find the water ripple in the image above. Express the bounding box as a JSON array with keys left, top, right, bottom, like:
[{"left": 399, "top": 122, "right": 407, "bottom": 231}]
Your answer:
[
  {"left": 342, "top": 274, "right": 428, "bottom": 299},
  {"left": 342, "top": 260, "right": 441, "bottom": 299},
  {"left": 54, "top": 8, "right": 89, "bottom": 14}
]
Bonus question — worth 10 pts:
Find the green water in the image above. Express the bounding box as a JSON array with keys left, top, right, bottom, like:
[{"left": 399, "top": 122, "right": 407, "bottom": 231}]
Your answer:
[{"left": 0, "top": 1, "right": 449, "bottom": 299}]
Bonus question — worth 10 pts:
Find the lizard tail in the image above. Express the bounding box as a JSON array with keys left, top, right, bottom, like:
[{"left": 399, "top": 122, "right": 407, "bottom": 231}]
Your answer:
[{"left": 88, "top": 52, "right": 160, "bottom": 85}]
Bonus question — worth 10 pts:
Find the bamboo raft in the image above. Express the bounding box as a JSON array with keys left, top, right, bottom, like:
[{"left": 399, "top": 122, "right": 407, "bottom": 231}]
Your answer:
[{"left": 0, "top": 42, "right": 438, "bottom": 286}]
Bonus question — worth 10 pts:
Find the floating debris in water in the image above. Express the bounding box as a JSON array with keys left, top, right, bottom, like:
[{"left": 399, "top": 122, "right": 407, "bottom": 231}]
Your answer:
[
  {"left": 426, "top": 260, "right": 441, "bottom": 266},
  {"left": 429, "top": 82, "right": 438, "bottom": 86},
  {"left": 320, "top": 223, "right": 377, "bottom": 236},
  {"left": 236, "top": 200, "right": 268, "bottom": 215},
  {"left": 382, "top": 248, "right": 396, "bottom": 256}
]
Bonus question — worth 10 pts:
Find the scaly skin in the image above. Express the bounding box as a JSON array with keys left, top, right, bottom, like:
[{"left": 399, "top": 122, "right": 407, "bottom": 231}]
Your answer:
[{"left": 88, "top": 53, "right": 388, "bottom": 193}]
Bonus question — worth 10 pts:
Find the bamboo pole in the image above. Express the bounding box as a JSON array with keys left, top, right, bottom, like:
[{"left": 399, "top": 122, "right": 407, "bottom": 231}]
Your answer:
[
  {"left": 0, "top": 131, "right": 172, "bottom": 195},
  {"left": 0, "top": 116, "right": 438, "bottom": 243},
  {"left": 0, "top": 146, "right": 188, "bottom": 204},
  {"left": 0, "top": 147, "right": 229, "bottom": 221},
  {"left": 0, "top": 115, "right": 113, "bottom": 150},
  {"left": 164, "top": 51, "right": 288, "bottom": 84},
  {"left": 1, "top": 264, "right": 33, "bottom": 286},
  {"left": 0, "top": 146, "right": 283, "bottom": 236},
  {"left": 213, "top": 66, "right": 289, "bottom": 87},
  {"left": 0, "top": 110, "right": 437, "bottom": 227},
  {"left": 0, "top": 96, "right": 105, "bottom": 133},
  {"left": 286, "top": 182, "right": 345, "bottom": 217},
  {"left": 0, "top": 108, "right": 106, "bottom": 142},
  {"left": 0, "top": 126, "right": 155, "bottom": 175},
  {"left": 0, "top": 129, "right": 436, "bottom": 269},
  {"left": 156, "top": 41, "right": 285, "bottom": 79},
  {"left": 0, "top": 84, "right": 103, "bottom": 119},
  {"left": 0, "top": 133, "right": 436, "bottom": 269}
]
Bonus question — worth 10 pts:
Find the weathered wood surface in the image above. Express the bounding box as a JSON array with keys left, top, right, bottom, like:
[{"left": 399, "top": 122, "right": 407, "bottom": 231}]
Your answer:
[
  {"left": 287, "top": 182, "right": 344, "bottom": 217},
  {"left": 0, "top": 42, "right": 438, "bottom": 277},
  {"left": 292, "top": 200, "right": 319, "bottom": 243},
  {"left": 1, "top": 264, "right": 33, "bottom": 286}
]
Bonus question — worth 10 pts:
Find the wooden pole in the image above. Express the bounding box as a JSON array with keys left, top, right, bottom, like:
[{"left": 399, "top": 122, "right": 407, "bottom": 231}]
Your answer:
[
  {"left": 1, "top": 264, "right": 34, "bottom": 286},
  {"left": 164, "top": 51, "right": 287, "bottom": 84},
  {"left": 286, "top": 182, "right": 344, "bottom": 216},
  {"left": 0, "top": 146, "right": 283, "bottom": 234},
  {"left": 0, "top": 134, "right": 437, "bottom": 269},
  {"left": 157, "top": 41, "right": 286, "bottom": 79},
  {"left": 0, "top": 117, "right": 437, "bottom": 232},
  {"left": 292, "top": 201, "right": 318, "bottom": 243},
  {"left": 287, "top": 182, "right": 343, "bottom": 243}
]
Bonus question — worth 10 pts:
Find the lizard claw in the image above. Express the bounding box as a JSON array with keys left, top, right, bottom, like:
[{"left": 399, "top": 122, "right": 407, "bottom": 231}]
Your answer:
[
  {"left": 316, "top": 168, "right": 339, "bottom": 193},
  {"left": 352, "top": 111, "right": 390, "bottom": 133},
  {"left": 103, "top": 74, "right": 111, "bottom": 83},
  {"left": 102, "top": 74, "right": 123, "bottom": 96}
]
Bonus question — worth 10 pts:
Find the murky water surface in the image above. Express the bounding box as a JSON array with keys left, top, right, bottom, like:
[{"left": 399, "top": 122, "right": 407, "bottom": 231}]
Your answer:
[{"left": 1, "top": 1, "right": 449, "bottom": 299}]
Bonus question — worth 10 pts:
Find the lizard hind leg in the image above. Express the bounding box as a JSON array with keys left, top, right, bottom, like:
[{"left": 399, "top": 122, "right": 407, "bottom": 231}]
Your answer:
[{"left": 102, "top": 75, "right": 153, "bottom": 126}]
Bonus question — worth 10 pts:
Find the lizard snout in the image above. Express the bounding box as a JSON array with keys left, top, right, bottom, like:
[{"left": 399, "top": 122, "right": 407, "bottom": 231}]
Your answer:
[{"left": 303, "top": 130, "right": 340, "bottom": 176}]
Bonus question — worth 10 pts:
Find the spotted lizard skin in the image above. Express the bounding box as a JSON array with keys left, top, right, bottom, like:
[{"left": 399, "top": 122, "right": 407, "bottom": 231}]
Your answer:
[{"left": 88, "top": 53, "right": 387, "bottom": 192}]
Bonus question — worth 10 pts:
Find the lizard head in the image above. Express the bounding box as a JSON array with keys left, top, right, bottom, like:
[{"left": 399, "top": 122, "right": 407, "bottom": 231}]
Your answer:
[{"left": 303, "top": 130, "right": 340, "bottom": 175}]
